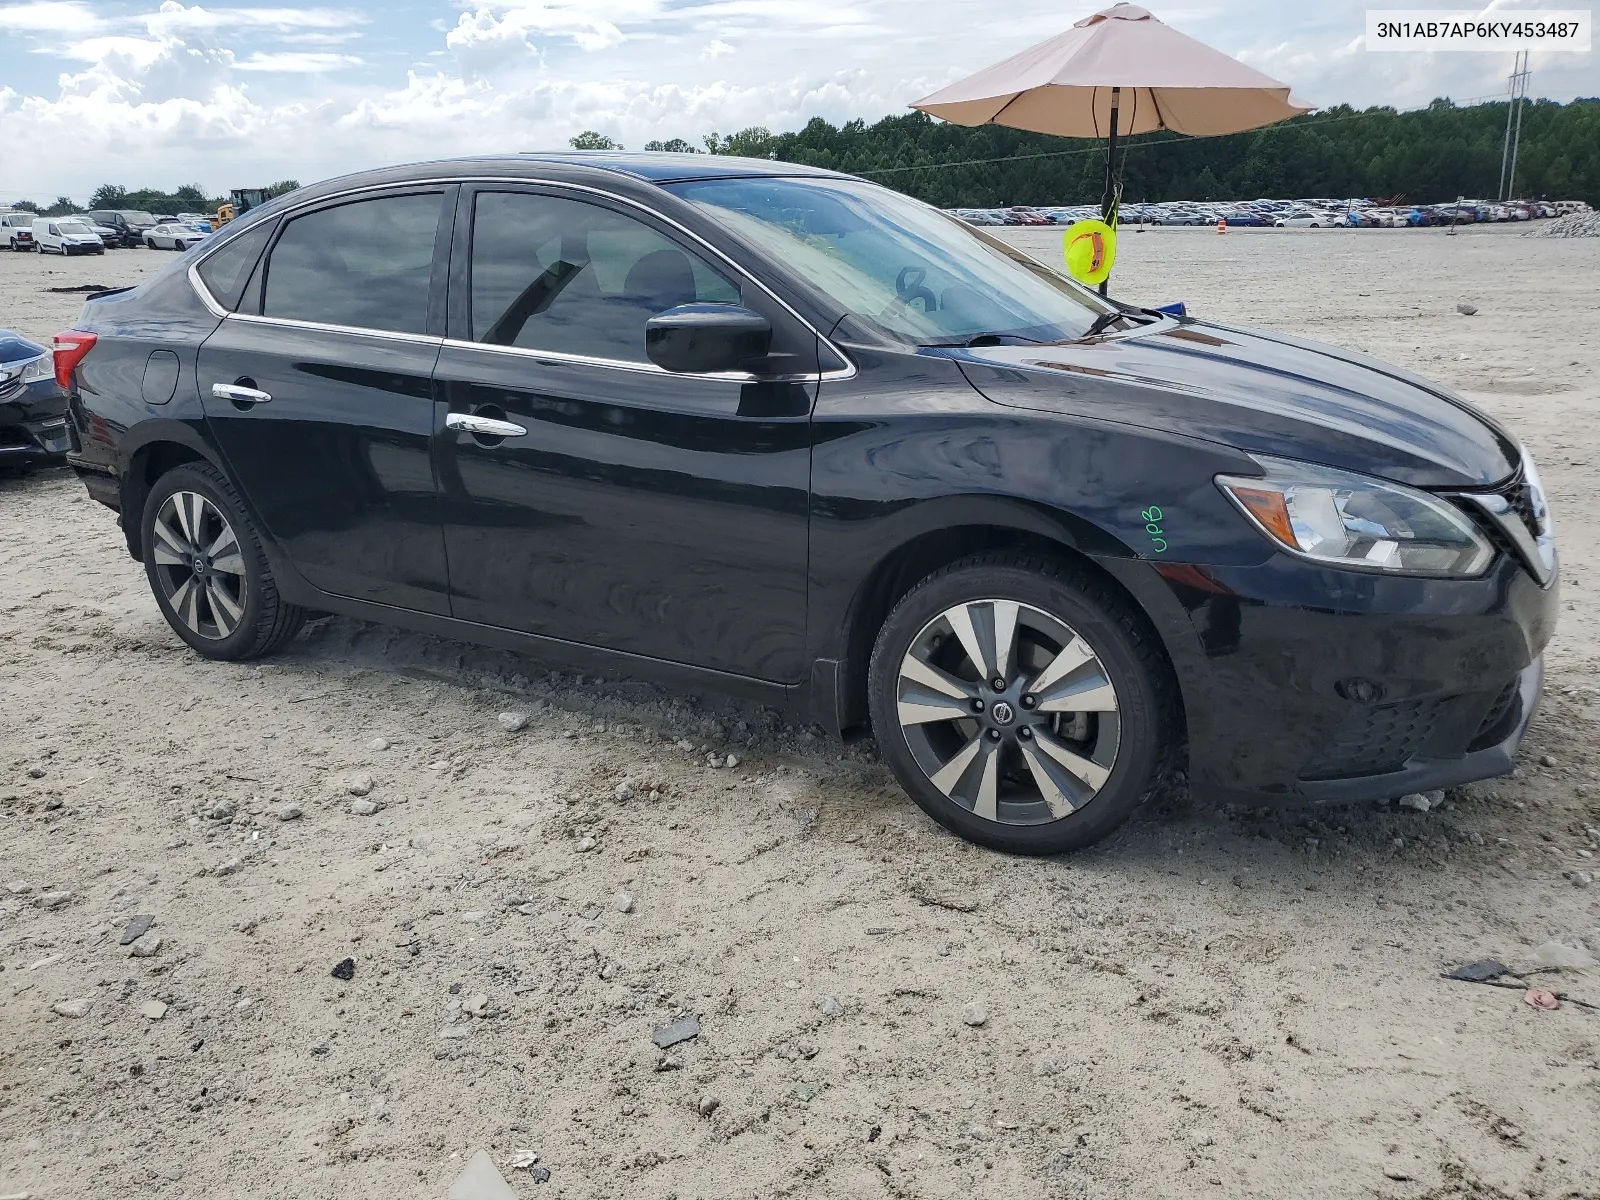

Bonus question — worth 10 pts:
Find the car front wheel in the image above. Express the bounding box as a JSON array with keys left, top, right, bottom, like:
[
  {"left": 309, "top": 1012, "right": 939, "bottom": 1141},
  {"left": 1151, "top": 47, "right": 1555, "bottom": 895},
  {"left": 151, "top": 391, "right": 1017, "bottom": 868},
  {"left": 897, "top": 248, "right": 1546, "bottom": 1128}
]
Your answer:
[
  {"left": 141, "top": 461, "right": 306, "bottom": 660},
  {"left": 868, "top": 553, "right": 1177, "bottom": 855},
  {"left": 173, "top": 240, "right": 186, "bottom": 251}
]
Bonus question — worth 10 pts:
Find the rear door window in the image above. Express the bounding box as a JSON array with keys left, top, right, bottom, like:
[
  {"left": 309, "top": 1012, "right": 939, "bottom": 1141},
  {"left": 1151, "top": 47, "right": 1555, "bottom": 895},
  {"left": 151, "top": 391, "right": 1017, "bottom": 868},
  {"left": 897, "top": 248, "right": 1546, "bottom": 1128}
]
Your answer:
[
  {"left": 263, "top": 193, "right": 443, "bottom": 335},
  {"left": 468, "top": 191, "right": 740, "bottom": 362}
]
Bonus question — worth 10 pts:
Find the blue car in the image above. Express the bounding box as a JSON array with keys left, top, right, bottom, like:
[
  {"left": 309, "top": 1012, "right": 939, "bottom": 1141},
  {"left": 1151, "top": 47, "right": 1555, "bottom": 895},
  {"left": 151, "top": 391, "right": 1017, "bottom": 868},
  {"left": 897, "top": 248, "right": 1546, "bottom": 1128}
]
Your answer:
[{"left": 0, "top": 331, "right": 71, "bottom": 466}]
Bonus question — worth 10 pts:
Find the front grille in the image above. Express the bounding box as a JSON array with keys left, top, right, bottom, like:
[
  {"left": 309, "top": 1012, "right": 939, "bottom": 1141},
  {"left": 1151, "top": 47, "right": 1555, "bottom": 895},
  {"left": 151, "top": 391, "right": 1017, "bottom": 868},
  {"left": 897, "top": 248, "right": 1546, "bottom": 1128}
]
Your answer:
[
  {"left": 1468, "top": 679, "right": 1522, "bottom": 751},
  {"left": 1299, "top": 699, "right": 1442, "bottom": 781}
]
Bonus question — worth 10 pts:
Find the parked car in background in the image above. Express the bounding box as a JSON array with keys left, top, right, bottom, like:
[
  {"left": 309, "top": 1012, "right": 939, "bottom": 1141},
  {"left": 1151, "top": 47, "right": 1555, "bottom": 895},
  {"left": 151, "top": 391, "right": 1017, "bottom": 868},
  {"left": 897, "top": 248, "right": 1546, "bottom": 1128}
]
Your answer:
[
  {"left": 31, "top": 217, "right": 105, "bottom": 255},
  {"left": 86, "top": 209, "right": 157, "bottom": 247},
  {"left": 83, "top": 220, "right": 122, "bottom": 249},
  {"left": 57, "top": 153, "right": 1558, "bottom": 855},
  {"left": 1274, "top": 210, "right": 1332, "bottom": 227},
  {"left": 175, "top": 211, "right": 212, "bottom": 224},
  {"left": 0, "top": 329, "right": 70, "bottom": 467},
  {"left": 2, "top": 211, "right": 37, "bottom": 250},
  {"left": 144, "top": 221, "right": 212, "bottom": 251}
]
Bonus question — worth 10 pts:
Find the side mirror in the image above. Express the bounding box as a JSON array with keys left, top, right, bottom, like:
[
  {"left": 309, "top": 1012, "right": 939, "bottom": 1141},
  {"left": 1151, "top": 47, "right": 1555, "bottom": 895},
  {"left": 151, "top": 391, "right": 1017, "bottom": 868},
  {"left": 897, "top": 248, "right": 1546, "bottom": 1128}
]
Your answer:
[{"left": 645, "top": 304, "right": 772, "bottom": 375}]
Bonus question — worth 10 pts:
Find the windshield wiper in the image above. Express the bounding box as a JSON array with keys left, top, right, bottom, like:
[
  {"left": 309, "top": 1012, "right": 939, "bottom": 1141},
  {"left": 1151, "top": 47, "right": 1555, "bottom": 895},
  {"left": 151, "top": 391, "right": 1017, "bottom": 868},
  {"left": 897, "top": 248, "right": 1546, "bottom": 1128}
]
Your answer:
[{"left": 1079, "top": 309, "right": 1128, "bottom": 340}]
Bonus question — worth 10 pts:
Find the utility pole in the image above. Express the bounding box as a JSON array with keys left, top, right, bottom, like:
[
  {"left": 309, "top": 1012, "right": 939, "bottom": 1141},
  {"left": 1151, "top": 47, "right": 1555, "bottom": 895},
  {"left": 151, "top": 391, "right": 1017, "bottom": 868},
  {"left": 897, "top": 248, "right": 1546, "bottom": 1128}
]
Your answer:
[{"left": 1498, "top": 51, "right": 1531, "bottom": 201}]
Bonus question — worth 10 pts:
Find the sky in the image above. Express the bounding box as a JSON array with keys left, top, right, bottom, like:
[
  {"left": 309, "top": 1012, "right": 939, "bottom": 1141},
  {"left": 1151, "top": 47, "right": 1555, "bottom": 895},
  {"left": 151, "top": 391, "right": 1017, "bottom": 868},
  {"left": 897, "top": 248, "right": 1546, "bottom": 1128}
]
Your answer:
[{"left": 0, "top": 0, "right": 1594, "bottom": 202}]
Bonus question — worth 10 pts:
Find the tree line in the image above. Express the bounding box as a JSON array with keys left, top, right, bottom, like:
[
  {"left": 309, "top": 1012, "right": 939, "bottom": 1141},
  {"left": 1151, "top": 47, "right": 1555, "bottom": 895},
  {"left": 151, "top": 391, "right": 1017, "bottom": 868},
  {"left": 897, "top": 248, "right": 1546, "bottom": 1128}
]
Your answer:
[
  {"left": 575, "top": 95, "right": 1600, "bottom": 207},
  {"left": 6, "top": 181, "right": 302, "bottom": 218}
]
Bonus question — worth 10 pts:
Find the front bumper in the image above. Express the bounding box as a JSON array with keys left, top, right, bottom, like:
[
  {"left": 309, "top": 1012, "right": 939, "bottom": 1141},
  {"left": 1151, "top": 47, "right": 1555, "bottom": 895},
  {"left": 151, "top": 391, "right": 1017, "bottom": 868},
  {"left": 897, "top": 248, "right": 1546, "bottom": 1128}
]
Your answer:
[
  {"left": 1139, "top": 550, "right": 1557, "bottom": 806},
  {"left": 1, "top": 380, "right": 72, "bottom": 461}
]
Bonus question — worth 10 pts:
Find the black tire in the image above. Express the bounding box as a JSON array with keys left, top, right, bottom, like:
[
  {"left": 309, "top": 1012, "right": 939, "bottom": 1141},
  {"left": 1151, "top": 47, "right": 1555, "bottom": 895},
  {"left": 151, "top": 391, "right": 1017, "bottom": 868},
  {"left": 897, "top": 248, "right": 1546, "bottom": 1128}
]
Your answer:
[
  {"left": 146, "top": 239, "right": 156, "bottom": 249},
  {"left": 173, "top": 240, "right": 185, "bottom": 251},
  {"left": 141, "top": 461, "right": 306, "bottom": 660},
  {"left": 867, "top": 553, "right": 1178, "bottom": 855}
]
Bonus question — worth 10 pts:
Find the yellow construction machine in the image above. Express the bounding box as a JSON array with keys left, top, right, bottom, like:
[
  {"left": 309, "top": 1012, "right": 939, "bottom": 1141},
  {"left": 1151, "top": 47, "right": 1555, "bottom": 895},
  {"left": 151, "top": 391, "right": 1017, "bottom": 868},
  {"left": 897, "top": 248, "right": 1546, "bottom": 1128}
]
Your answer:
[{"left": 210, "top": 188, "right": 281, "bottom": 230}]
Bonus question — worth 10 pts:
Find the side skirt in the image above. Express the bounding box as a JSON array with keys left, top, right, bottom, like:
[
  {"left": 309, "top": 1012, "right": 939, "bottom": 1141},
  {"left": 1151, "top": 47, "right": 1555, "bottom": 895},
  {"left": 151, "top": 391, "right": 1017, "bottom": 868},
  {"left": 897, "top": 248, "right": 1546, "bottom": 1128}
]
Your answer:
[{"left": 275, "top": 583, "right": 814, "bottom": 720}]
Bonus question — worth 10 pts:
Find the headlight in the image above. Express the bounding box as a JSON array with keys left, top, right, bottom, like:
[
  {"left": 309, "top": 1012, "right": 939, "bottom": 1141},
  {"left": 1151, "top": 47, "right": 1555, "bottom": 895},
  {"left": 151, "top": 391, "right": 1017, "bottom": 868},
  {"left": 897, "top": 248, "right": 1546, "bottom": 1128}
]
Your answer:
[
  {"left": 1216, "top": 456, "right": 1493, "bottom": 577},
  {"left": 19, "top": 354, "right": 53, "bottom": 384}
]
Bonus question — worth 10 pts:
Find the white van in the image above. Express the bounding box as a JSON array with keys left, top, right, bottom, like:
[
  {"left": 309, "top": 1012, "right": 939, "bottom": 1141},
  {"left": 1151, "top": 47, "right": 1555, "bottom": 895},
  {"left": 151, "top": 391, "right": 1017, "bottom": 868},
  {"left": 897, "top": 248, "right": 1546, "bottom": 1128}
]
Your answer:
[
  {"left": 2, "top": 211, "right": 40, "bottom": 250},
  {"left": 32, "top": 217, "right": 106, "bottom": 256}
]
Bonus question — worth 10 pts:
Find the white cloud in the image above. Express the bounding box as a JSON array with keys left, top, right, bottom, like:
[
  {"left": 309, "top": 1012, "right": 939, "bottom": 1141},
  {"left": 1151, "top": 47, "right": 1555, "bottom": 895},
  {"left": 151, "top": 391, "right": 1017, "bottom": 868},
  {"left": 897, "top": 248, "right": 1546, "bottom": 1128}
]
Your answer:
[
  {"left": 702, "top": 37, "right": 733, "bottom": 59},
  {"left": 144, "top": 2, "right": 368, "bottom": 34},
  {"left": 0, "top": 0, "right": 104, "bottom": 31},
  {"left": 234, "top": 50, "right": 362, "bottom": 71},
  {"left": 57, "top": 35, "right": 165, "bottom": 65}
]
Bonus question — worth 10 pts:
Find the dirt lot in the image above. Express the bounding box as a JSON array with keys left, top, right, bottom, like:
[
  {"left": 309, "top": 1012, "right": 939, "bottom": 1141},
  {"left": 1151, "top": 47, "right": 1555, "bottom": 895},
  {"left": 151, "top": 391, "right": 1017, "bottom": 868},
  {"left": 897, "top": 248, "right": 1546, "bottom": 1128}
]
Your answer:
[{"left": 2, "top": 226, "right": 1598, "bottom": 1200}]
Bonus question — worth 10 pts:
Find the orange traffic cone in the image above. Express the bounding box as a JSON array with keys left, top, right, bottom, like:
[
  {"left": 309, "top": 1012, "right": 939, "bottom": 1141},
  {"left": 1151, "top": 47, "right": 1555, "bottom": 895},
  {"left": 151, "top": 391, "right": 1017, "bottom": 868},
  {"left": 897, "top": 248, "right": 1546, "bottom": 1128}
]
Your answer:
[{"left": 1216, "top": 217, "right": 1227, "bottom": 234}]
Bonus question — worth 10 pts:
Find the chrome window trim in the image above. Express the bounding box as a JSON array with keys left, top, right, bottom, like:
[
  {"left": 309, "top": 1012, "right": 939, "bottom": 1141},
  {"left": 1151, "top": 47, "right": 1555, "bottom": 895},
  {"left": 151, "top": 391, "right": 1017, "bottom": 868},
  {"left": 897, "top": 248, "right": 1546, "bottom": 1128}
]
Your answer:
[
  {"left": 184, "top": 174, "right": 856, "bottom": 382},
  {"left": 226, "top": 310, "right": 443, "bottom": 347},
  {"left": 188, "top": 262, "right": 231, "bottom": 318},
  {"left": 437, "top": 336, "right": 846, "bottom": 384}
]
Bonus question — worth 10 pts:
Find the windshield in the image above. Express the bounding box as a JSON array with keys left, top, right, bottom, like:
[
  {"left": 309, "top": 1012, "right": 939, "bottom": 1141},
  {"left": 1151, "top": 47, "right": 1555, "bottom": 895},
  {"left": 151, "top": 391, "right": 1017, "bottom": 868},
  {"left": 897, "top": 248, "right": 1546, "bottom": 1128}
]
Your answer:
[
  {"left": 665, "top": 176, "right": 1111, "bottom": 345},
  {"left": 58, "top": 221, "right": 94, "bottom": 235},
  {"left": 119, "top": 211, "right": 157, "bottom": 226}
]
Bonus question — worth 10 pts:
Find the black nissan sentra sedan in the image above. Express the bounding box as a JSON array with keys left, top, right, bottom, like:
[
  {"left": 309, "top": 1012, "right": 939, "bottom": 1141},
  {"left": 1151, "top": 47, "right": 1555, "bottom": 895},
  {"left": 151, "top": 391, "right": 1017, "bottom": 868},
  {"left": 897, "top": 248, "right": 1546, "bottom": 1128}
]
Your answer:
[{"left": 57, "top": 153, "right": 1557, "bottom": 854}]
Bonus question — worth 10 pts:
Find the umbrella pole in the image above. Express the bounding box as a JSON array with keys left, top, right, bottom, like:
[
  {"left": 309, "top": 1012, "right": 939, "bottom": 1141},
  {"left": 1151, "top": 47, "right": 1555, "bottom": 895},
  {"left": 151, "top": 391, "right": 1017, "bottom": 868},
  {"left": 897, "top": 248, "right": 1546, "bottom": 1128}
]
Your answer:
[{"left": 1099, "top": 86, "right": 1121, "bottom": 297}]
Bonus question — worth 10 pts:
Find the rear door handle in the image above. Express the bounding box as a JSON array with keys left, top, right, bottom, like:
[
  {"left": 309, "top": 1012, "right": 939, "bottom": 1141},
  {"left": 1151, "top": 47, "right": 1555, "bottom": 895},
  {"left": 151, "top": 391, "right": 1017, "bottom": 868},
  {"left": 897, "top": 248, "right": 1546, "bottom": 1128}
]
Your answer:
[
  {"left": 446, "top": 412, "right": 527, "bottom": 438},
  {"left": 211, "top": 383, "right": 271, "bottom": 404}
]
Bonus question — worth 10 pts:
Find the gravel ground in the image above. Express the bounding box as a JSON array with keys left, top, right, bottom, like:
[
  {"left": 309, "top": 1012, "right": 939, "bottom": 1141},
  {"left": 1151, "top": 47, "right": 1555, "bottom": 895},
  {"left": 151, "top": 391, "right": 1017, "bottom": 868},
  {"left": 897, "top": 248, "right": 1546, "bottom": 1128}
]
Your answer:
[{"left": 2, "top": 225, "right": 1598, "bottom": 1200}]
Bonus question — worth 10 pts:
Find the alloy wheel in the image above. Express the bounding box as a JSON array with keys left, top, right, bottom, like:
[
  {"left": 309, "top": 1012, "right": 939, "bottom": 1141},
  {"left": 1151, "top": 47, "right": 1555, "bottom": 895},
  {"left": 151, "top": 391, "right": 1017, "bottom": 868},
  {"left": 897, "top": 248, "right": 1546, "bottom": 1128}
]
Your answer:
[
  {"left": 150, "top": 491, "right": 248, "bottom": 640},
  {"left": 895, "top": 599, "right": 1120, "bottom": 825}
]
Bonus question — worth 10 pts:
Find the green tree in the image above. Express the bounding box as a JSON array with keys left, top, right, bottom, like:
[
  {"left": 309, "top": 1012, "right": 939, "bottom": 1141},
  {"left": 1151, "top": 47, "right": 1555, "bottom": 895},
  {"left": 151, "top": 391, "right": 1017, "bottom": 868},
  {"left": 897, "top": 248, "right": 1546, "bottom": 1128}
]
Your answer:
[
  {"left": 43, "top": 196, "right": 80, "bottom": 216},
  {"left": 643, "top": 138, "right": 698, "bottom": 153},
  {"left": 89, "top": 184, "right": 128, "bottom": 209},
  {"left": 704, "top": 127, "right": 775, "bottom": 157},
  {"left": 267, "top": 180, "right": 302, "bottom": 196},
  {"left": 7, "top": 199, "right": 41, "bottom": 213},
  {"left": 751, "top": 99, "right": 1597, "bottom": 207},
  {"left": 569, "top": 131, "right": 622, "bottom": 150}
]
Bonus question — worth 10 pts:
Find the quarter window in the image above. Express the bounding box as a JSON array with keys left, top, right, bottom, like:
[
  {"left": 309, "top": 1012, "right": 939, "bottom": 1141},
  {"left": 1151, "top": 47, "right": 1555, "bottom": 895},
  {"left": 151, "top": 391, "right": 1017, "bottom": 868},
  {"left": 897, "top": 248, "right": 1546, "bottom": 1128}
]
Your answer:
[
  {"left": 197, "top": 221, "right": 274, "bottom": 312},
  {"left": 263, "top": 193, "right": 442, "bottom": 335},
  {"left": 469, "top": 191, "right": 740, "bottom": 362}
]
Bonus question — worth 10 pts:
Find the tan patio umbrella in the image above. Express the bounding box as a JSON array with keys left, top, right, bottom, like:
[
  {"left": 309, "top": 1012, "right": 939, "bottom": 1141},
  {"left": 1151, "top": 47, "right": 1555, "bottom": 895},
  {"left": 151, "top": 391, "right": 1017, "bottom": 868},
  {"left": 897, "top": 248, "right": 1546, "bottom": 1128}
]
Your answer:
[{"left": 912, "top": 2, "right": 1310, "bottom": 289}]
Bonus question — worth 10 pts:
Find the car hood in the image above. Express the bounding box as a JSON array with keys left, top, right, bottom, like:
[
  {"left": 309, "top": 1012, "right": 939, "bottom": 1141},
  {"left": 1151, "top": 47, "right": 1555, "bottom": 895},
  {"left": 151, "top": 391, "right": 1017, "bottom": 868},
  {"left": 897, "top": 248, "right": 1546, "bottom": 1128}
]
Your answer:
[{"left": 950, "top": 318, "right": 1517, "bottom": 488}]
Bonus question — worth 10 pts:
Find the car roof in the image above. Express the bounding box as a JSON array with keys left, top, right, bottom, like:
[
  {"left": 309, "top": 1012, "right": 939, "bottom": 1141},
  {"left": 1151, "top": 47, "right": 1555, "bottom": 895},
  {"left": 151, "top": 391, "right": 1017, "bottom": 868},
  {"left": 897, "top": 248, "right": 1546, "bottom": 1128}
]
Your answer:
[
  {"left": 273, "top": 152, "right": 851, "bottom": 210},
  {"left": 517, "top": 151, "right": 845, "bottom": 182}
]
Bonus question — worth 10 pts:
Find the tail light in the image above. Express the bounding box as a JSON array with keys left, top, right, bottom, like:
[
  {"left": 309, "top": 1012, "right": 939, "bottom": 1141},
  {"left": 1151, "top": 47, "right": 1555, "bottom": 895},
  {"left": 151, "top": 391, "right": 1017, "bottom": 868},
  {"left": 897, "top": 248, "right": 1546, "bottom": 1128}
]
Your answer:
[{"left": 52, "top": 330, "right": 97, "bottom": 389}]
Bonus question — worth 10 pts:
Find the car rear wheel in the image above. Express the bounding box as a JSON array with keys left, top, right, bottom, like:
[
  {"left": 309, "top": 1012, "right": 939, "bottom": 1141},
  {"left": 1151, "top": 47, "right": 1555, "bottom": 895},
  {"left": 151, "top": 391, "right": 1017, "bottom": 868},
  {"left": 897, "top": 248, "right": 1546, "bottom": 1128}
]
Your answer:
[
  {"left": 141, "top": 461, "right": 306, "bottom": 660},
  {"left": 868, "top": 553, "right": 1177, "bottom": 855}
]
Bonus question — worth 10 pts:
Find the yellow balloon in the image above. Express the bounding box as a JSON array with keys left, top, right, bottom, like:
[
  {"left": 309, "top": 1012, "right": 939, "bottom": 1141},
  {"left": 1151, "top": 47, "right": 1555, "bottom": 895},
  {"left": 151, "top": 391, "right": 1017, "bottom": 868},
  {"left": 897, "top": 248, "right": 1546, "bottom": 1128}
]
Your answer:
[{"left": 1063, "top": 219, "right": 1116, "bottom": 286}]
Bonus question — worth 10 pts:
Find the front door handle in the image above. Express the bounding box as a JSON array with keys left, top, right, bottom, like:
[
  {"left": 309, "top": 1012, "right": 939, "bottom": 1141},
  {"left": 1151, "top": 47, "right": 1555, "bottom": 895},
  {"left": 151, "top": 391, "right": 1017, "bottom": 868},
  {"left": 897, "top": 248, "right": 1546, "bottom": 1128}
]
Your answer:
[
  {"left": 446, "top": 411, "right": 527, "bottom": 438},
  {"left": 211, "top": 382, "right": 271, "bottom": 404}
]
